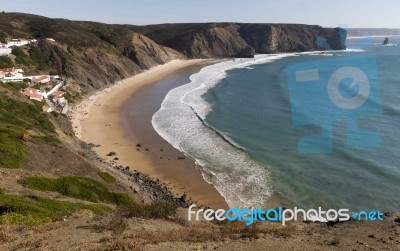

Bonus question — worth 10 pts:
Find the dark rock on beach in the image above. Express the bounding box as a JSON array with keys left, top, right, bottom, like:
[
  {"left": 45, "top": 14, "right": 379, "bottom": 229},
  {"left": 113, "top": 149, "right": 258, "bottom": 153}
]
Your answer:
[{"left": 115, "top": 166, "right": 192, "bottom": 207}]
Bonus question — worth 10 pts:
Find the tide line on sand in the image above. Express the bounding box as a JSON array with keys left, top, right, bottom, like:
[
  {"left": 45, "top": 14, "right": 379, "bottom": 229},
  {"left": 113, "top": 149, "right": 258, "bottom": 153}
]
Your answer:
[{"left": 68, "top": 59, "right": 229, "bottom": 210}]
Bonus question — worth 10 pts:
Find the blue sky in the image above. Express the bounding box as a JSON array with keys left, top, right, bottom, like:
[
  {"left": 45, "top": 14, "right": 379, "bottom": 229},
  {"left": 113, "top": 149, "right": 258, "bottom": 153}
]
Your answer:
[{"left": 0, "top": 0, "right": 398, "bottom": 28}]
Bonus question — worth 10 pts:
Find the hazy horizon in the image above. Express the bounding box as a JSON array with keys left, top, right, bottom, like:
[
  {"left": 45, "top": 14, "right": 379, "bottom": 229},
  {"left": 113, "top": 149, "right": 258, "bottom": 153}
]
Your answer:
[
  {"left": 3, "top": 11, "right": 400, "bottom": 30},
  {"left": 1, "top": 0, "right": 399, "bottom": 28}
]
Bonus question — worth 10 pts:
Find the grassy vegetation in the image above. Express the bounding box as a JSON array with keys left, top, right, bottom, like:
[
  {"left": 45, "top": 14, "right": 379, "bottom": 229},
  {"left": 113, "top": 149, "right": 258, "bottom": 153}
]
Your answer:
[
  {"left": 0, "top": 81, "right": 26, "bottom": 92},
  {"left": 10, "top": 46, "right": 51, "bottom": 70},
  {"left": 0, "top": 129, "right": 28, "bottom": 168},
  {"left": 12, "top": 47, "right": 33, "bottom": 66},
  {"left": 0, "top": 83, "right": 59, "bottom": 168},
  {"left": 0, "top": 87, "right": 55, "bottom": 136},
  {"left": 31, "top": 135, "right": 61, "bottom": 146},
  {"left": 0, "top": 31, "right": 6, "bottom": 44},
  {"left": 20, "top": 176, "right": 131, "bottom": 205},
  {"left": 28, "top": 47, "right": 50, "bottom": 70},
  {"left": 98, "top": 172, "right": 117, "bottom": 184},
  {"left": 64, "top": 90, "right": 77, "bottom": 103},
  {"left": 0, "top": 193, "right": 111, "bottom": 226},
  {"left": 0, "top": 56, "right": 13, "bottom": 68}
]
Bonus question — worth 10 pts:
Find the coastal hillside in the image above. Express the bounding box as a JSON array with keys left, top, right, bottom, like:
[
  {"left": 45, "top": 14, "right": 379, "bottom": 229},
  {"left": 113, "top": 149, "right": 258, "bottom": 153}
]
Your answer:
[
  {"left": 0, "top": 12, "right": 182, "bottom": 90},
  {"left": 0, "top": 12, "right": 399, "bottom": 251},
  {"left": 1, "top": 13, "right": 346, "bottom": 92}
]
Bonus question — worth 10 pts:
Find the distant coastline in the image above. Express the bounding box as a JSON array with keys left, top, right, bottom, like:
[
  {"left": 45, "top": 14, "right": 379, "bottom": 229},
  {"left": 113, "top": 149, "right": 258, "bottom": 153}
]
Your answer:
[
  {"left": 347, "top": 34, "right": 400, "bottom": 39},
  {"left": 347, "top": 28, "right": 400, "bottom": 37}
]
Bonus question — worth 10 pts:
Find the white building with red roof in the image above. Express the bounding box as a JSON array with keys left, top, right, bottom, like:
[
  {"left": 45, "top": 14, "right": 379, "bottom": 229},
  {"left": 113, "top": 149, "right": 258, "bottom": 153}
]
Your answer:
[
  {"left": 0, "top": 67, "right": 24, "bottom": 74},
  {"left": 31, "top": 75, "right": 51, "bottom": 85},
  {"left": 0, "top": 68, "right": 24, "bottom": 83},
  {"left": 20, "top": 87, "right": 45, "bottom": 102},
  {"left": 53, "top": 90, "right": 66, "bottom": 103},
  {"left": 0, "top": 68, "right": 25, "bottom": 82}
]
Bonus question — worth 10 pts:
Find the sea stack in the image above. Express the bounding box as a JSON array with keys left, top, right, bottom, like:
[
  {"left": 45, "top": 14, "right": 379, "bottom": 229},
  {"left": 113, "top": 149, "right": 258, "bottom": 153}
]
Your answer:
[{"left": 382, "top": 37, "right": 389, "bottom": 45}]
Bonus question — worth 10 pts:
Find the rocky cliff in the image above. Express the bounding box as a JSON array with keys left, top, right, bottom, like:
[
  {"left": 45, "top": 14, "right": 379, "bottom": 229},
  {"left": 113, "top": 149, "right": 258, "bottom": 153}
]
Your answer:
[
  {"left": 0, "top": 13, "right": 346, "bottom": 91},
  {"left": 238, "top": 24, "right": 346, "bottom": 53},
  {"left": 132, "top": 23, "right": 347, "bottom": 58},
  {"left": 124, "top": 33, "right": 184, "bottom": 69}
]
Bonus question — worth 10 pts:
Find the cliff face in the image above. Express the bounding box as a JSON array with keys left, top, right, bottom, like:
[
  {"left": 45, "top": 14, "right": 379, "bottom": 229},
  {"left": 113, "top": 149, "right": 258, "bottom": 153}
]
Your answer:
[
  {"left": 238, "top": 24, "right": 346, "bottom": 53},
  {"left": 154, "top": 24, "right": 253, "bottom": 58},
  {"left": 124, "top": 33, "right": 185, "bottom": 69},
  {"left": 35, "top": 40, "right": 141, "bottom": 89},
  {"left": 133, "top": 23, "right": 347, "bottom": 58},
  {"left": 0, "top": 13, "right": 346, "bottom": 90}
]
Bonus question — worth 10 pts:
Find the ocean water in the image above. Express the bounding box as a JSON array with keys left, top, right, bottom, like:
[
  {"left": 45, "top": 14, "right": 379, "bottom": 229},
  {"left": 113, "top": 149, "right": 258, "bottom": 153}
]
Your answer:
[{"left": 152, "top": 37, "right": 400, "bottom": 211}]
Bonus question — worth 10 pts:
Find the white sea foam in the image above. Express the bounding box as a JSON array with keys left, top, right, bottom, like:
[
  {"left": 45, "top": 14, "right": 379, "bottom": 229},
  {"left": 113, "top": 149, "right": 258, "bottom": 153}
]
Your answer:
[
  {"left": 344, "top": 48, "right": 367, "bottom": 52},
  {"left": 151, "top": 53, "right": 316, "bottom": 208},
  {"left": 374, "top": 43, "right": 398, "bottom": 47}
]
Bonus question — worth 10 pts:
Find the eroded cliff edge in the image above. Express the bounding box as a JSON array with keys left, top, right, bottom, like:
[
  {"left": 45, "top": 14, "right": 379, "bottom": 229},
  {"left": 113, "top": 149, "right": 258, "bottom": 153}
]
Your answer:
[{"left": 132, "top": 23, "right": 346, "bottom": 58}]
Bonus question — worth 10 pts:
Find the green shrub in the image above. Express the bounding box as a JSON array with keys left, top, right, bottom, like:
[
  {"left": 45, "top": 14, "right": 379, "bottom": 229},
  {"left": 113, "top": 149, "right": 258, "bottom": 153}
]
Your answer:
[
  {"left": 93, "top": 215, "right": 128, "bottom": 234},
  {"left": 20, "top": 176, "right": 131, "bottom": 205},
  {"left": 64, "top": 91, "right": 76, "bottom": 103},
  {"left": 0, "top": 32, "right": 7, "bottom": 44},
  {"left": 11, "top": 47, "right": 33, "bottom": 66},
  {"left": 0, "top": 193, "right": 111, "bottom": 226},
  {"left": 0, "top": 56, "right": 13, "bottom": 68},
  {"left": 29, "top": 47, "right": 49, "bottom": 70},
  {"left": 98, "top": 172, "right": 117, "bottom": 183},
  {"left": 0, "top": 212, "right": 51, "bottom": 226}
]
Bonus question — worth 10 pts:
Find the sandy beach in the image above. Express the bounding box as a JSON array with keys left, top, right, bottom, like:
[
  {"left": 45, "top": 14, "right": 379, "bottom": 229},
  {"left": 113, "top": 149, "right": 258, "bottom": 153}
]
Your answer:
[{"left": 69, "top": 59, "right": 228, "bottom": 210}]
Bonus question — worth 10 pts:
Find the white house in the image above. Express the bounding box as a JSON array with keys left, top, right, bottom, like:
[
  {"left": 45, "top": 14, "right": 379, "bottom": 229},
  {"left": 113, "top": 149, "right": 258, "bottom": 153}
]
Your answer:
[
  {"left": 20, "top": 87, "right": 45, "bottom": 101},
  {"left": 7, "top": 38, "right": 30, "bottom": 47},
  {"left": 0, "top": 67, "right": 24, "bottom": 74},
  {"left": 0, "top": 68, "right": 25, "bottom": 82},
  {"left": 2, "top": 73, "right": 25, "bottom": 82},
  {"left": 53, "top": 90, "right": 66, "bottom": 103},
  {"left": 31, "top": 75, "right": 51, "bottom": 85},
  {"left": 5, "top": 38, "right": 37, "bottom": 47},
  {"left": 0, "top": 48, "right": 11, "bottom": 56}
]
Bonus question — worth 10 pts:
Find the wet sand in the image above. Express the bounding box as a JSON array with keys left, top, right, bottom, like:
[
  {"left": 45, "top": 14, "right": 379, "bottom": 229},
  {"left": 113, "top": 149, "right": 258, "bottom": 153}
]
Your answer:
[{"left": 71, "top": 59, "right": 228, "bottom": 210}]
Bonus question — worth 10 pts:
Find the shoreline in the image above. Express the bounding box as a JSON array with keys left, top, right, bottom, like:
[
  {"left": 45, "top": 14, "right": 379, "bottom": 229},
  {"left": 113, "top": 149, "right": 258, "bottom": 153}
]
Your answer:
[{"left": 69, "top": 59, "right": 229, "bottom": 210}]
